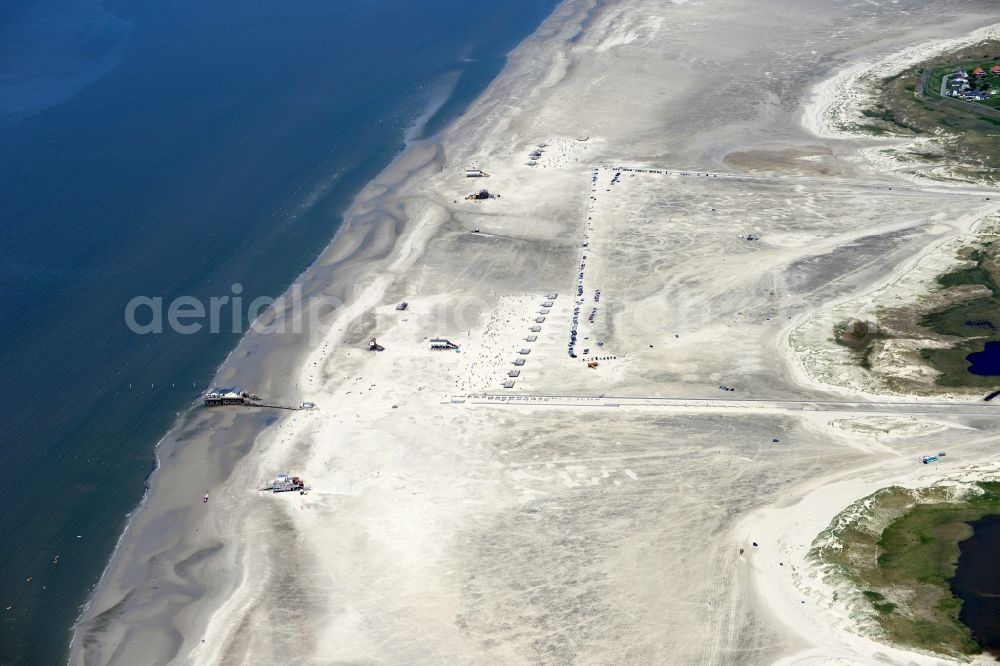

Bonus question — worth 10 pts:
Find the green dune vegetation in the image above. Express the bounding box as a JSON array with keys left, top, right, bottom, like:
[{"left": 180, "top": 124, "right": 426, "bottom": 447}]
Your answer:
[
  {"left": 833, "top": 233, "right": 1000, "bottom": 388},
  {"left": 812, "top": 483, "right": 1000, "bottom": 657},
  {"left": 919, "top": 242, "right": 1000, "bottom": 386},
  {"left": 827, "top": 42, "right": 1000, "bottom": 390},
  {"left": 855, "top": 40, "right": 1000, "bottom": 183}
]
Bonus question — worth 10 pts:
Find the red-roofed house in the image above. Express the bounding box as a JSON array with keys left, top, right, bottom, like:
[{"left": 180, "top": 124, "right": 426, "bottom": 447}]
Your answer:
[
  {"left": 973, "top": 66, "right": 986, "bottom": 78},
  {"left": 992, "top": 65, "right": 1000, "bottom": 75}
]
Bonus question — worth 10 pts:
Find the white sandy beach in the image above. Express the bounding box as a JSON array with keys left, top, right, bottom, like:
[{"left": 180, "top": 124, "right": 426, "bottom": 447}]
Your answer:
[{"left": 73, "top": 0, "right": 1000, "bottom": 664}]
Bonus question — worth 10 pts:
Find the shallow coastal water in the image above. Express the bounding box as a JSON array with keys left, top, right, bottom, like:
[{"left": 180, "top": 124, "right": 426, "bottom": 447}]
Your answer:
[
  {"left": 0, "top": 0, "right": 557, "bottom": 662},
  {"left": 951, "top": 513, "right": 1000, "bottom": 654}
]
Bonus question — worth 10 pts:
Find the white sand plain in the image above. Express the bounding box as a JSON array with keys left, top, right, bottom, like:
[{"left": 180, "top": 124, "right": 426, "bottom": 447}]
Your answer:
[{"left": 73, "top": 0, "right": 1000, "bottom": 664}]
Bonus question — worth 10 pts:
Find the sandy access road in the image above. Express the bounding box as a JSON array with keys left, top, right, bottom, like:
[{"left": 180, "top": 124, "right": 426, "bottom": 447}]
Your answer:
[{"left": 74, "top": 0, "right": 1000, "bottom": 664}]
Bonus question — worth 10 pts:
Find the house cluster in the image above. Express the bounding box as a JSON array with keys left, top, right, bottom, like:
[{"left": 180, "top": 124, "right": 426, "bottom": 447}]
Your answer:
[{"left": 945, "top": 65, "right": 1000, "bottom": 102}]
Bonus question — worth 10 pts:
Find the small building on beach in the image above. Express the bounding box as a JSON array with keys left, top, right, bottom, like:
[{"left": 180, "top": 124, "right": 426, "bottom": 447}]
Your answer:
[
  {"left": 430, "top": 338, "right": 459, "bottom": 350},
  {"left": 204, "top": 387, "right": 248, "bottom": 406}
]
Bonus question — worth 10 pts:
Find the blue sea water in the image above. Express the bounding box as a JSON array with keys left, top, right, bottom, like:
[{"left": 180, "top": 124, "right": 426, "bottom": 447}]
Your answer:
[{"left": 0, "top": 0, "right": 558, "bottom": 662}]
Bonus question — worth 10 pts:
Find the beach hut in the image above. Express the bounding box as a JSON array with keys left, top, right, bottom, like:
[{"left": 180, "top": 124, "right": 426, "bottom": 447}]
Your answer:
[
  {"left": 513, "top": 358, "right": 526, "bottom": 366},
  {"left": 518, "top": 348, "right": 531, "bottom": 355},
  {"left": 430, "top": 338, "right": 459, "bottom": 350},
  {"left": 526, "top": 335, "right": 537, "bottom": 342},
  {"left": 508, "top": 370, "right": 520, "bottom": 378},
  {"left": 530, "top": 325, "right": 541, "bottom": 332},
  {"left": 503, "top": 380, "right": 515, "bottom": 389}
]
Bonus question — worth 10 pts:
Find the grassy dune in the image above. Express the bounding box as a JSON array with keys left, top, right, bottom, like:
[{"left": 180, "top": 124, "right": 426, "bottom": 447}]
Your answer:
[
  {"left": 814, "top": 483, "right": 1000, "bottom": 656},
  {"left": 919, "top": 243, "right": 1000, "bottom": 386}
]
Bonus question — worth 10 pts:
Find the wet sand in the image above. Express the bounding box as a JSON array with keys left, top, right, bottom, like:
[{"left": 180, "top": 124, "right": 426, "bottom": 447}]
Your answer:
[{"left": 72, "top": 0, "right": 1000, "bottom": 664}]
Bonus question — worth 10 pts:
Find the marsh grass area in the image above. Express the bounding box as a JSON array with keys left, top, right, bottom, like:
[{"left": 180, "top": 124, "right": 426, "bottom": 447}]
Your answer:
[
  {"left": 834, "top": 237, "right": 1000, "bottom": 388},
  {"left": 858, "top": 40, "right": 1000, "bottom": 183},
  {"left": 813, "top": 483, "right": 1000, "bottom": 656}
]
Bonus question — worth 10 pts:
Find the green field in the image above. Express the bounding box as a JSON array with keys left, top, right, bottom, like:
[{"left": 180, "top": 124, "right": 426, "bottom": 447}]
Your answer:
[{"left": 813, "top": 483, "right": 1000, "bottom": 656}]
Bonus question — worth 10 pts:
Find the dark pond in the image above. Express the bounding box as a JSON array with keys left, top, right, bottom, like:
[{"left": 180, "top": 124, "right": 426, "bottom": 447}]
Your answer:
[
  {"left": 966, "top": 341, "right": 1000, "bottom": 376},
  {"left": 951, "top": 513, "right": 1000, "bottom": 654}
]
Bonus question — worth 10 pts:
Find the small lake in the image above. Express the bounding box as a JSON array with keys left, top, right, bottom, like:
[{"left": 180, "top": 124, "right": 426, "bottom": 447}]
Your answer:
[
  {"left": 950, "top": 513, "right": 1000, "bottom": 654},
  {"left": 966, "top": 341, "right": 1000, "bottom": 376}
]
